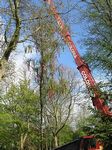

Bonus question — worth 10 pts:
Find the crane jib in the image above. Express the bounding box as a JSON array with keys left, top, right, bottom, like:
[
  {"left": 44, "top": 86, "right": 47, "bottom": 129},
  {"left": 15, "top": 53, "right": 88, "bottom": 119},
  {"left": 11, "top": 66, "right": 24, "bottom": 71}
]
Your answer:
[{"left": 81, "top": 71, "right": 91, "bottom": 87}]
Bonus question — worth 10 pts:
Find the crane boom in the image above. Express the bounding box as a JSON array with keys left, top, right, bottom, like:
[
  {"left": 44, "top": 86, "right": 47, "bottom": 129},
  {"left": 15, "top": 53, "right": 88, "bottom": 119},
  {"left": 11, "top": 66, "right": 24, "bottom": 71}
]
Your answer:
[{"left": 44, "top": 0, "right": 112, "bottom": 117}]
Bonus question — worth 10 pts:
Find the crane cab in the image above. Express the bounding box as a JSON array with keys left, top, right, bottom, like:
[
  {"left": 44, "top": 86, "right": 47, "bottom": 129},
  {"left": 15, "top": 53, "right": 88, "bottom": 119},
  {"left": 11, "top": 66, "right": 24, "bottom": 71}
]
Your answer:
[{"left": 54, "top": 136, "right": 103, "bottom": 150}]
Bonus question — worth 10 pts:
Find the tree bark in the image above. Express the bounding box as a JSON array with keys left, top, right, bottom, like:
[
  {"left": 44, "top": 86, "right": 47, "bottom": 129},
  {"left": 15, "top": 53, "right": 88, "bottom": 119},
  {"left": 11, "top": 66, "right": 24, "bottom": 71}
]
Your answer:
[
  {"left": 20, "top": 120, "right": 29, "bottom": 150},
  {"left": 54, "top": 135, "right": 58, "bottom": 148}
]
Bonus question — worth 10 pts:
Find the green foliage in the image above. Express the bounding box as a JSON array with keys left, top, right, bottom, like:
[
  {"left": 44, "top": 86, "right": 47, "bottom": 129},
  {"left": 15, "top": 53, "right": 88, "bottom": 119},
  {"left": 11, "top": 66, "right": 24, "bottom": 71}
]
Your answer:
[
  {"left": 81, "top": 2, "right": 112, "bottom": 148},
  {"left": 83, "top": 0, "right": 112, "bottom": 76},
  {"left": 74, "top": 118, "right": 88, "bottom": 139},
  {"left": 0, "top": 80, "right": 40, "bottom": 149},
  {"left": 58, "top": 125, "right": 74, "bottom": 146},
  {"left": 75, "top": 108, "right": 112, "bottom": 149},
  {"left": 0, "top": 113, "right": 18, "bottom": 149}
]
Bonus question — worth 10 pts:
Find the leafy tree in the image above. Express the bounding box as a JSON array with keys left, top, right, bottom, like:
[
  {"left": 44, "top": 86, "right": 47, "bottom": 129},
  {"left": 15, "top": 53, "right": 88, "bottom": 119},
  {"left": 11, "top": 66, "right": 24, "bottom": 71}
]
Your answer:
[
  {"left": 82, "top": 0, "right": 112, "bottom": 76},
  {"left": 74, "top": 108, "right": 112, "bottom": 150},
  {"left": 30, "top": 5, "right": 60, "bottom": 149},
  {"left": 0, "top": 80, "right": 40, "bottom": 150},
  {"left": 80, "top": 2, "right": 112, "bottom": 148}
]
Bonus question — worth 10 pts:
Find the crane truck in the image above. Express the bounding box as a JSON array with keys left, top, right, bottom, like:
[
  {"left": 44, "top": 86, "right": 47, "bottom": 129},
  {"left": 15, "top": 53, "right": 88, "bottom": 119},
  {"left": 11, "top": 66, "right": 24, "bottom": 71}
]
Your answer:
[{"left": 43, "top": 0, "right": 112, "bottom": 149}]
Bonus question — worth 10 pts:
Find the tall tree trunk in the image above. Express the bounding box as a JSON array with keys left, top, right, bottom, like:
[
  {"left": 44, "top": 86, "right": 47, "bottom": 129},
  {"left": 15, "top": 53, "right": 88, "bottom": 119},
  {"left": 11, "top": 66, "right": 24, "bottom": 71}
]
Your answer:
[
  {"left": 54, "top": 135, "right": 58, "bottom": 148},
  {"left": 20, "top": 121, "right": 29, "bottom": 150},
  {"left": 20, "top": 133, "right": 27, "bottom": 150},
  {"left": 39, "top": 55, "right": 44, "bottom": 150}
]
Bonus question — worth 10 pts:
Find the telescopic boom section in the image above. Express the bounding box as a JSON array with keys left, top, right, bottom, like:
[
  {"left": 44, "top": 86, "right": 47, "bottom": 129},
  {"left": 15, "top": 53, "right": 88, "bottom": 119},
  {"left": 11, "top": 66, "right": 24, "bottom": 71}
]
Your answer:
[{"left": 44, "top": 0, "right": 112, "bottom": 117}]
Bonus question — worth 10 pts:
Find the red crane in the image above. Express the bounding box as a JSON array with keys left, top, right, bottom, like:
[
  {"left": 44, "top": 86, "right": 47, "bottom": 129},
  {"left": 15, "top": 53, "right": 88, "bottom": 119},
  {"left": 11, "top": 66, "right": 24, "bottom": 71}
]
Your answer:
[{"left": 44, "top": 0, "right": 112, "bottom": 117}]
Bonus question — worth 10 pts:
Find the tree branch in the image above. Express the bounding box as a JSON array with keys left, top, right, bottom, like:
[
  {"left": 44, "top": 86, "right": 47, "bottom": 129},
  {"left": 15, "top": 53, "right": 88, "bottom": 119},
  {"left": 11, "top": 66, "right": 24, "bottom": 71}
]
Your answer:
[{"left": 3, "top": 0, "right": 21, "bottom": 61}]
